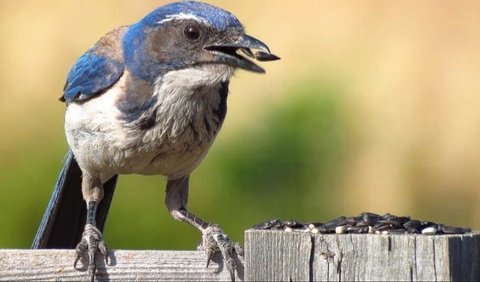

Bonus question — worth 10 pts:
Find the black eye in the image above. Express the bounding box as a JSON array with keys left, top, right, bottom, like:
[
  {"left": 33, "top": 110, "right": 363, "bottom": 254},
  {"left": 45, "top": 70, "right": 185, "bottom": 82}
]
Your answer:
[{"left": 183, "top": 25, "right": 201, "bottom": 41}]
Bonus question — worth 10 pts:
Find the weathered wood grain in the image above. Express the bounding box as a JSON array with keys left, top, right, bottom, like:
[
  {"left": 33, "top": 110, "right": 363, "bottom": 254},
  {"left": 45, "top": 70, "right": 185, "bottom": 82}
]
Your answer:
[
  {"left": 245, "top": 230, "right": 480, "bottom": 281},
  {"left": 0, "top": 249, "right": 244, "bottom": 281},
  {"left": 245, "top": 230, "right": 312, "bottom": 281},
  {"left": 2, "top": 231, "right": 479, "bottom": 281}
]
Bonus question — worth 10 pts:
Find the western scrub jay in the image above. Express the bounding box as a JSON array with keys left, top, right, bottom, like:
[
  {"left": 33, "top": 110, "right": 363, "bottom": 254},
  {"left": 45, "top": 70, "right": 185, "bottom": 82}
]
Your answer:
[{"left": 32, "top": 1, "right": 278, "bottom": 280}]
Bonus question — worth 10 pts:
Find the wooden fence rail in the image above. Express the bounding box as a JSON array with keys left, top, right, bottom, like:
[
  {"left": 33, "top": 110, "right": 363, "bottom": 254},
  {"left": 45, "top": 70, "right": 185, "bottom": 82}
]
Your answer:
[{"left": 1, "top": 230, "right": 479, "bottom": 281}]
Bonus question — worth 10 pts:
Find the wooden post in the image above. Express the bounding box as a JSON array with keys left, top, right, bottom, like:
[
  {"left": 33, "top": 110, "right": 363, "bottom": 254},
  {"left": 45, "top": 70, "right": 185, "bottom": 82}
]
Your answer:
[{"left": 245, "top": 230, "right": 480, "bottom": 281}]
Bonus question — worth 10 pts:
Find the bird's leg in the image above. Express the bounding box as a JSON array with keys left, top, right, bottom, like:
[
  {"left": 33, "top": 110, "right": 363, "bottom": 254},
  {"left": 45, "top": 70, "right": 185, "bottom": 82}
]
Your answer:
[
  {"left": 74, "top": 173, "right": 108, "bottom": 280},
  {"left": 179, "top": 208, "right": 244, "bottom": 268},
  {"left": 165, "top": 176, "right": 243, "bottom": 281}
]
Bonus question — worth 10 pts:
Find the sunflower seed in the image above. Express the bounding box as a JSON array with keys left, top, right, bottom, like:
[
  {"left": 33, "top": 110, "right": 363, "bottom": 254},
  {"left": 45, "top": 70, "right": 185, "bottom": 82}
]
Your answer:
[
  {"left": 347, "top": 225, "right": 370, "bottom": 234},
  {"left": 252, "top": 212, "right": 471, "bottom": 236},
  {"left": 403, "top": 220, "right": 422, "bottom": 234},
  {"left": 360, "top": 212, "right": 382, "bottom": 226},
  {"left": 252, "top": 219, "right": 282, "bottom": 230},
  {"left": 422, "top": 226, "right": 438, "bottom": 235},
  {"left": 440, "top": 225, "right": 470, "bottom": 234},
  {"left": 283, "top": 220, "right": 305, "bottom": 229},
  {"left": 324, "top": 216, "right": 348, "bottom": 232},
  {"left": 372, "top": 221, "right": 392, "bottom": 232},
  {"left": 388, "top": 229, "right": 407, "bottom": 235},
  {"left": 335, "top": 226, "right": 346, "bottom": 234},
  {"left": 254, "top": 51, "right": 281, "bottom": 62}
]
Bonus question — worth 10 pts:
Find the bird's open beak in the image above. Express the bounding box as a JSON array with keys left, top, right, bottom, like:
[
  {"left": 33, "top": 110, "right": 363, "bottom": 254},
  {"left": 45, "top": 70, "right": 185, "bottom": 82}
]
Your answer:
[{"left": 205, "top": 34, "right": 280, "bottom": 73}]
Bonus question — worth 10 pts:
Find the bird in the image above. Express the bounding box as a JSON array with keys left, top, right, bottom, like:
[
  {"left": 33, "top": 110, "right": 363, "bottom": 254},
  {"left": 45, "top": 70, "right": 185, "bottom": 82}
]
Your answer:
[{"left": 31, "top": 1, "right": 278, "bottom": 280}]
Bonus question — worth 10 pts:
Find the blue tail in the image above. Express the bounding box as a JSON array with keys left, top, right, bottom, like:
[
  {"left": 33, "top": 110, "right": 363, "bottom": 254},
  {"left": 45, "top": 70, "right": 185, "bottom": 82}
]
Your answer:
[{"left": 32, "top": 150, "right": 118, "bottom": 248}]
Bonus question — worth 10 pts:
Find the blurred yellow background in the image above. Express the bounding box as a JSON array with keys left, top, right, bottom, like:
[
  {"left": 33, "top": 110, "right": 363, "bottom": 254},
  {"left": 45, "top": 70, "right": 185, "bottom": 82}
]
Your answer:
[{"left": 1, "top": 1, "right": 479, "bottom": 249}]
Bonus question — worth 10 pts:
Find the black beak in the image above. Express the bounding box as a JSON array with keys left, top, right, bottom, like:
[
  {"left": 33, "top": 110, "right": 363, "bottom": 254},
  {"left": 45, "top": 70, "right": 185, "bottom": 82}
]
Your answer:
[{"left": 205, "top": 34, "right": 280, "bottom": 73}]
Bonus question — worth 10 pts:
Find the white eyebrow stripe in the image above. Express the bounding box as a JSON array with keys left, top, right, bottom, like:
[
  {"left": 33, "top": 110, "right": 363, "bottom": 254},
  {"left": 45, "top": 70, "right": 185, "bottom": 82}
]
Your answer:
[{"left": 157, "top": 13, "right": 210, "bottom": 25}]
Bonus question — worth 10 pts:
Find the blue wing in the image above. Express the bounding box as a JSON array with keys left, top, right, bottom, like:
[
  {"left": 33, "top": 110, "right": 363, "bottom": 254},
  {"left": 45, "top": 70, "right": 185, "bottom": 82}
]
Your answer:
[{"left": 62, "top": 50, "right": 124, "bottom": 102}]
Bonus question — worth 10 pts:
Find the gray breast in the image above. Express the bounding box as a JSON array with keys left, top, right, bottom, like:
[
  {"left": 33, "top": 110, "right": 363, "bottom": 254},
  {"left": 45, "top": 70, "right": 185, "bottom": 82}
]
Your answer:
[{"left": 117, "top": 73, "right": 229, "bottom": 154}]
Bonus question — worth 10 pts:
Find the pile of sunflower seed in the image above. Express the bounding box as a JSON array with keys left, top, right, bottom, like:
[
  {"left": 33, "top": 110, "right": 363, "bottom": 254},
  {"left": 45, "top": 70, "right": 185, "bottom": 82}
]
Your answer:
[{"left": 252, "top": 212, "right": 471, "bottom": 235}]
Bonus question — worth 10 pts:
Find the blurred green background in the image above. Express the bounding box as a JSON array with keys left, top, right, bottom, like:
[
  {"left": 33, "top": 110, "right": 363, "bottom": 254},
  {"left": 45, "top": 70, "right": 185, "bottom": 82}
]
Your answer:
[{"left": 1, "top": 1, "right": 480, "bottom": 249}]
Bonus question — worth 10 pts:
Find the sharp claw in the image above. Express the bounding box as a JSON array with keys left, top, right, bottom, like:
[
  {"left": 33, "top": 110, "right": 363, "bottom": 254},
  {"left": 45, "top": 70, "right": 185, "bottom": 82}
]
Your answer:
[
  {"left": 98, "top": 242, "right": 106, "bottom": 255},
  {"left": 88, "top": 249, "right": 97, "bottom": 281},
  {"left": 87, "top": 255, "right": 96, "bottom": 282},
  {"left": 74, "top": 240, "right": 87, "bottom": 269},
  {"left": 88, "top": 249, "right": 96, "bottom": 268},
  {"left": 88, "top": 261, "right": 96, "bottom": 280},
  {"left": 206, "top": 248, "right": 214, "bottom": 268},
  {"left": 228, "top": 266, "right": 235, "bottom": 282},
  {"left": 74, "top": 225, "right": 107, "bottom": 279},
  {"left": 88, "top": 267, "right": 95, "bottom": 282},
  {"left": 98, "top": 241, "right": 108, "bottom": 265},
  {"left": 73, "top": 254, "right": 82, "bottom": 270},
  {"left": 225, "top": 257, "right": 236, "bottom": 281},
  {"left": 201, "top": 225, "right": 241, "bottom": 281}
]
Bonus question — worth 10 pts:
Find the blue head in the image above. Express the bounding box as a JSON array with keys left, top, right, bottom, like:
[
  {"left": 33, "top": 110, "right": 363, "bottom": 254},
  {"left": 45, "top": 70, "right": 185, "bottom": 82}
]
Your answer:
[
  {"left": 141, "top": 1, "right": 243, "bottom": 32},
  {"left": 122, "top": 1, "right": 279, "bottom": 83}
]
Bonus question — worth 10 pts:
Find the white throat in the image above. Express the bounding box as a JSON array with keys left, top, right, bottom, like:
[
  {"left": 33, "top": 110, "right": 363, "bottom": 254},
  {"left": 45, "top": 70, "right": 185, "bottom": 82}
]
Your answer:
[{"left": 154, "top": 64, "right": 234, "bottom": 96}]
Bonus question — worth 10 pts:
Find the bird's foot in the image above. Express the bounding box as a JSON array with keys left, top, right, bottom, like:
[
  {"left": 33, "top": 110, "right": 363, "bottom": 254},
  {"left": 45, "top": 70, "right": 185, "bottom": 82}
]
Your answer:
[
  {"left": 198, "top": 224, "right": 243, "bottom": 281},
  {"left": 74, "top": 224, "right": 108, "bottom": 281}
]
